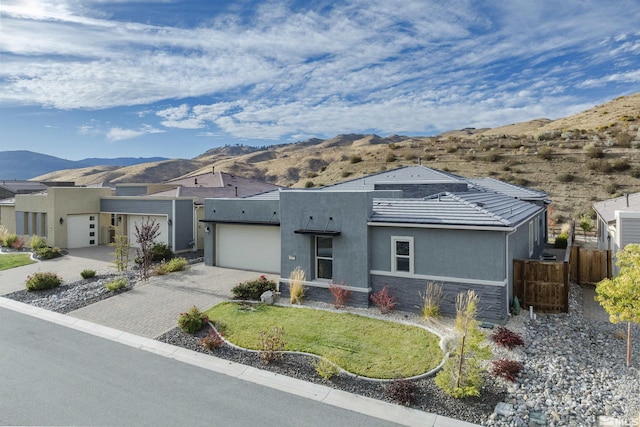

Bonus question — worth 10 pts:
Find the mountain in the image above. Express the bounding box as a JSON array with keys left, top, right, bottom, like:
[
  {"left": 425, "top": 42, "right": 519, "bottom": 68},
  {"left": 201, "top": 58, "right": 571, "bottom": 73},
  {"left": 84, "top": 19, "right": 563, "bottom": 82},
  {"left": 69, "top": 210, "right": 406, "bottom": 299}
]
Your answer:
[
  {"left": 30, "top": 92, "right": 640, "bottom": 222},
  {"left": 0, "top": 150, "right": 169, "bottom": 180}
]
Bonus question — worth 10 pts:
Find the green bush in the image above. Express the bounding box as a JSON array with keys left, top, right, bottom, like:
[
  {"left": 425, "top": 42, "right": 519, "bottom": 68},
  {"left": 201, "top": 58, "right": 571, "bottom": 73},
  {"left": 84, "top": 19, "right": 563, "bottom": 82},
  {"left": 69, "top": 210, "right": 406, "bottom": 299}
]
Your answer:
[
  {"left": 35, "top": 246, "right": 61, "bottom": 260},
  {"left": 25, "top": 272, "right": 62, "bottom": 292},
  {"left": 304, "top": 181, "right": 315, "bottom": 188},
  {"left": 554, "top": 233, "right": 568, "bottom": 249},
  {"left": 105, "top": 278, "right": 127, "bottom": 291},
  {"left": 4, "top": 234, "right": 19, "bottom": 248},
  {"left": 231, "top": 275, "right": 277, "bottom": 300},
  {"left": 81, "top": 269, "right": 96, "bottom": 279},
  {"left": 29, "top": 235, "right": 48, "bottom": 250},
  {"left": 151, "top": 243, "right": 173, "bottom": 262},
  {"left": 155, "top": 257, "right": 188, "bottom": 275},
  {"left": 314, "top": 356, "right": 339, "bottom": 380},
  {"left": 178, "top": 306, "right": 209, "bottom": 333}
]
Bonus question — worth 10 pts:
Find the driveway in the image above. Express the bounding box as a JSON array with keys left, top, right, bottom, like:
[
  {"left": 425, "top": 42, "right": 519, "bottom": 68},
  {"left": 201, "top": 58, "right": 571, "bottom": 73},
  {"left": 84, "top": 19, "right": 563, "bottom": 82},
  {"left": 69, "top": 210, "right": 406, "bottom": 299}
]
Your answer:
[{"left": 1, "top": 245, "right": 278, "bottom": 338}]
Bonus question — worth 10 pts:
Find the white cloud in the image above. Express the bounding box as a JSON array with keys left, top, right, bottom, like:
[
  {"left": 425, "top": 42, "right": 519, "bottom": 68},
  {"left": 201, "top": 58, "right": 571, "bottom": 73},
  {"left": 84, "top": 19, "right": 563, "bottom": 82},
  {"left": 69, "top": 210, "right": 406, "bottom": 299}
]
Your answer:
[
  {"left": 106, "top": 124, "right": 164, "bottom": 141},
  {"left": 1, "top": 0, "right": 639, "bottom": 140}
]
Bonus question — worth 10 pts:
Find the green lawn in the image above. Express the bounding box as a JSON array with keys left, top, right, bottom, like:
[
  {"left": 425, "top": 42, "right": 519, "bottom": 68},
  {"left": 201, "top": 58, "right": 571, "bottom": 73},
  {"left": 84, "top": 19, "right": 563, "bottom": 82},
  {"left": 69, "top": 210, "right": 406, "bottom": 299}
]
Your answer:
[
  {"left": 205, "top": 302, "right": 444, "bottom": 378},
  {"left": 0, "top": 253, "right": 36, "bottom": 271}
]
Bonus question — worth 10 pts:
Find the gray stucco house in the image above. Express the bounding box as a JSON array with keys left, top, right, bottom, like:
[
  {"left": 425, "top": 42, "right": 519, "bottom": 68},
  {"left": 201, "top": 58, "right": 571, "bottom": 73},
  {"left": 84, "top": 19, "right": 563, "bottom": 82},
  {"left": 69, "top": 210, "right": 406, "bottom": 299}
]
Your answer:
[{"left": 202, "top": 166, "right": 549, "bottom": 322}]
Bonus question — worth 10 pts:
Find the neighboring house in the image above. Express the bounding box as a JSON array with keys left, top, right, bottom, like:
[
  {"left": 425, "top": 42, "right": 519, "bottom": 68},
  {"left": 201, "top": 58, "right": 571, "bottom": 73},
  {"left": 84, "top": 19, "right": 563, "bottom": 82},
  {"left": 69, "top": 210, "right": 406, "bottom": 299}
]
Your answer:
[
  {"left": 593, "top": 192, "right": 640, "bottom": 273},
  {"left": 202, "top": 166, "right": 549, "bottom": 322},
  {"left": 1, "top": 171, "right": 279, "bottom": 252}
]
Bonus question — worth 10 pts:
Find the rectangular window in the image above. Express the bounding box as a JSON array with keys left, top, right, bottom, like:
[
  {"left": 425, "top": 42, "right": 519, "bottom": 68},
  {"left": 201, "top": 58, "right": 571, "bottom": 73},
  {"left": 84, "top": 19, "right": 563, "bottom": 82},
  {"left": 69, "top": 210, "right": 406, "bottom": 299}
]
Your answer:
[
  {"left": 89, "top": 224, "right": 95, "bottom": 229},
  {"left": 89, "top": 215, "right": 95, "bottom": 221},
  {"left": 391, "top": 236, "right": 414, "bottom": 273},
  {"left": 529, "top": 221, "right": 534, "bottom": 257},
  {"left": 534, "top": 216, "right": 539, "bottom": 243},
  {"left": 315, "top": 236, "right": 333, "bottom": 280}
]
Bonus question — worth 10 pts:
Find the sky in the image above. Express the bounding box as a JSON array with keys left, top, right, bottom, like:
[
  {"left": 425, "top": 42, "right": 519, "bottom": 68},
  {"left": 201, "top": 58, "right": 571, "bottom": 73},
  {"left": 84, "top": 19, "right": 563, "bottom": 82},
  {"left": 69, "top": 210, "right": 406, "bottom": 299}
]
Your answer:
[{"left": 1, "top": 1, "right": 639, "bottom": 161}]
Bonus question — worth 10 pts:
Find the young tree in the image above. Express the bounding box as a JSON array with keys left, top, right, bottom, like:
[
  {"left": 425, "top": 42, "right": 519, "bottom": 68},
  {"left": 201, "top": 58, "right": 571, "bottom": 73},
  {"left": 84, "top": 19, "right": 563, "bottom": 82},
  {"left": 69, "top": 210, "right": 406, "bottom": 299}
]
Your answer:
[
  {"left": 579, "top": 214, "right": 594, "bottom": 241},
  {"left": 134, "top": 217, "right": 161, "bottom": 280},
  {"left": 596, "top": 243, "right": 640, "bottom": 367},
  {"left": 435, "top": 290, "right": 492, "bottom": 398},
  {"left": 110, "top": 229, "right": 130, "bottom": 273}
]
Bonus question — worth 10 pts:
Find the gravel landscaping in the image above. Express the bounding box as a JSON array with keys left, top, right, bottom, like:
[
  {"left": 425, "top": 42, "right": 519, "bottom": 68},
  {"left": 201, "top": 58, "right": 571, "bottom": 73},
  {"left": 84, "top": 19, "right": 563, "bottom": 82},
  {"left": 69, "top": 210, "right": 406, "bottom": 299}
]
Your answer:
[{"left": 4, "top": 255, "right": 639, "bottom": 426}]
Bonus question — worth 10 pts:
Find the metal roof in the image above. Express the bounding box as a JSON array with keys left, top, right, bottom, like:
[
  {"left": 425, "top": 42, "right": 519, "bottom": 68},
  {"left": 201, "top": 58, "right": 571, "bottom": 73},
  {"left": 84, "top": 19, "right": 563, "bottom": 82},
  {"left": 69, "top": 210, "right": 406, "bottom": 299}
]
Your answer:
[
  {"left": 370, "top": 191, "right": 542, "bottom": 227},
  {"left": 593, "top": 192, "right": 640, "bottom": 223},
  {"left": 467, "top": 177, "right": 548, "bottom": 200}
]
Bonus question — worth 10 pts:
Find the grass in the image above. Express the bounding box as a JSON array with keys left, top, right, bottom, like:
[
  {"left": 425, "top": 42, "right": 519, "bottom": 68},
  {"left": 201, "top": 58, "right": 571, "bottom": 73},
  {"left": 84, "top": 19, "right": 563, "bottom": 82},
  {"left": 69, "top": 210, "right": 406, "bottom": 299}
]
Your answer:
[
  {"left": 0, "top": 253, "right": 36, "bottom": 271},
  {"left": 205, "top": 302, "right": 443, "bottom": 378}
]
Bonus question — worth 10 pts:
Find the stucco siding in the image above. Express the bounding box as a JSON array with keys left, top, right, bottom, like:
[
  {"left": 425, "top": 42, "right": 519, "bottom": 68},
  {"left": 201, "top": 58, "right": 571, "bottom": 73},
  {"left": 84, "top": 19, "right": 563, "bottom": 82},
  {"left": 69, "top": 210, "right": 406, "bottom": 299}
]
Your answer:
[
  {"left": 370, "top": 226, "right": 506, "bottom": 281},
  {"left": 101, "top": 198, "right": 173, "bottom": 215},
  {"left": 174, "top": 199, "right": 194, "bottom": 251}
]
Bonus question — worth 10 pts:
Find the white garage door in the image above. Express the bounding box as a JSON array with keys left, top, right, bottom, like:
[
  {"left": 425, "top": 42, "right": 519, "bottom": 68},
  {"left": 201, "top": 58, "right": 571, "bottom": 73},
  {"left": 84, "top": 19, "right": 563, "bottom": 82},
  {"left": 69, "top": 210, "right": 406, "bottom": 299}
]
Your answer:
[
  {"left": 128, "top": 215, "right": 169, "bottom": 248},
  {"left": 67, "top": 214, "right": 98, "bottom": 249},
  {"left": 216, "top": 224, "right": 280, "bottom": 273}
]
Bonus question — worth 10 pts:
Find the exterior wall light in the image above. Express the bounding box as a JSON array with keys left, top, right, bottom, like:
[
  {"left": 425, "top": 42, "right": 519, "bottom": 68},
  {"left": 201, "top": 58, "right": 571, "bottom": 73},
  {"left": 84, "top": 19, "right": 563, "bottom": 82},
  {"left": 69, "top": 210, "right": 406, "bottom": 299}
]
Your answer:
[
  {"left": 205, "top": 226, "right": 211, "bottom": 233},
  {"left": 59, "top": 217, "right": 64, "bottom": 225},
  {"left": 168, "top": 218, "right": 173, "bottom": 226}
]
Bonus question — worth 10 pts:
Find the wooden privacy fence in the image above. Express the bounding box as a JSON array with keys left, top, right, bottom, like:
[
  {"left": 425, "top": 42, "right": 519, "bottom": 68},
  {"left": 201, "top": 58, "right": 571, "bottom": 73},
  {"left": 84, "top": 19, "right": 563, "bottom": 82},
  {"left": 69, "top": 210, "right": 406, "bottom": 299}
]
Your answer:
[
  {"left": 513, "top": 259, "right": 569, "bottom": 313},
  {"left": 569, "top": 246, "right": 612, "bottom": 285}
]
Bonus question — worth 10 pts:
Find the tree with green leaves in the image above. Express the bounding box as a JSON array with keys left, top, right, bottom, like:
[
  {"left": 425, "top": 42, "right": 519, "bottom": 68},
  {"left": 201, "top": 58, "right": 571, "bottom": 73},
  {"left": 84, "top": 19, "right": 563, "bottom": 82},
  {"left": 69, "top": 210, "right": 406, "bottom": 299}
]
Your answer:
[
  {"left": 435, "top": 290, "right": 492, "bottom": 398},
  {"left": 579, "top": 214, "right": 594, "bottom": 241},
  {"left": 134, "top": 217, "right": 161, "bottom": 280},
  {"left": 596, "top": 243, "right": 640, "bottom": 367}
]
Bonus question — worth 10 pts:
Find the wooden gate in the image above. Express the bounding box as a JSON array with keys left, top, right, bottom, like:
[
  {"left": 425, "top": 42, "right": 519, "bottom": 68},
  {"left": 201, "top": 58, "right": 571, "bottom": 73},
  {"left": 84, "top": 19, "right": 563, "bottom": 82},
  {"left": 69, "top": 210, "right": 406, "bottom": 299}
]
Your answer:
[
  {"left": 513, "top": 259, "right": 569, "bottom": 313},
  {"left": 569, "top": 246, "right": 612, "bottom": 285}
]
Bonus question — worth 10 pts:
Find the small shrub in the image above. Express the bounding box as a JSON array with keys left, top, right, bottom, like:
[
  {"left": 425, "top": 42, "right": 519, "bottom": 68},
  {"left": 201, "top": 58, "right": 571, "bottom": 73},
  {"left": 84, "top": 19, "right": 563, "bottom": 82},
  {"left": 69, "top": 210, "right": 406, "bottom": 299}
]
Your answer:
[
  {"left": 587, "top": 159, "right": 613, "bottom": 173},
  {"left": 4, "top": 233, "right": 18, "bottom": 248},
  {"left": 304, "top": 181, "right": 315, "bottom": 188},
  {"left": 419, "top": 282, "right": 443, "bottom": 318},
  {"left": 11, "top": 236, "right": 25, "bottom": 251},
  {"left": 404, "top": 153, "right": 417, "bottom": 161},
  {"left": 485, "top": 153, "right": 501, "bottom": 162},
  {"left": 557, "top": 173, "right": 575, "bottom": 183},
  {"left": 328, "top": 282, "right": 351, "bottom": 309},
  {"left": 25, "top": 272, "right": 62, "bottom": 291},
  {"left": 611, "top": 159, "right": 630, "bottom": 172},
  {"left": 554, "top": 234, "right": 568, "bottom": 249},
  {"left": 491, "top": 326, "right": 524, "bottom": 349},
  {"left": 349, "top": 154, "right": 362, "bottom": 164},
  {"left": 341, "top": 171, "right": 352, "bottom": 178},
  {"left": 537, "top": 146, "right": 553, "bottom": 160},
  {"left": 178, "top": 306, "right": 209, "bottom": 334},
  {"left": 259, "top": 326, "right": 286, "bottom": 365},
  {"left": 105, "top": 278, "right": 127, "bottom": 292},
  {"left": 613, "top": 329, "right": 626, "bottom": 340},
  {"left": 288, "top": 267, "right": 305, "bottom": 304},
  {"left": 371, "top": 286, "right": 397, "bottom": 314},
  {"left": 34, "top": 246, "right": 61, "bottom": 260},
  {"left": 155, "top": 257, "right": 188, "bottom": 275},
  {"left": 199, "top": 329, "right": 225, "bottom": 351},
  {"left": 314, "top": 356, "right": 339, "bottom": 380},
  {"left": 385, "top": 153, "right": 397, "bottom": 163},
  {"left": 29, "top": 235, "right": 48, "bottom": 250},
  {"left": 491, "top": 359, "right": 523, "bottom": 382},
  {"left": 584, "top": 143, "right": 604, "bottom": 159},
  {"left": 385, "top": 379, "right": 417, "bottom": 406},
  {"left": 151, "top": 243, "right": 173, "bottom": 262},
  {"left": 81, "top": 269, "right": 96, "bottom": 279},
  {"left": 631, "top": 167, "right": 640, "bottom": 178},
  {"left": 445, "top": 145, "right": 458, "bottom": 153},
  {"left": 605, "top": 182, "right": 618, "bottom": 194},
  {"left": 232, "top": 275, "right": 277, "bottom": 300}
]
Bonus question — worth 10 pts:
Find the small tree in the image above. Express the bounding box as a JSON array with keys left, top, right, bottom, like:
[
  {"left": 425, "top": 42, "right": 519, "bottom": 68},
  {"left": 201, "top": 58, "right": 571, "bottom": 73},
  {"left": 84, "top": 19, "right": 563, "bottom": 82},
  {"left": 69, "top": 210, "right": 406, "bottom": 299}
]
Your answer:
[
  {"left": 579, "top": 214, "right": 594, "bottom": 241},
  {"left": 110, "top": 228, "right": 130, "bottom": 272},
  {"left": 436, "top": 290, "right": 491, "bottom": 398},
  {"left": 134, "top": 217, "right": 161, "bottom": 280},
  {"left": 596, "top": 243, "right": 640, "bottom": 367}
]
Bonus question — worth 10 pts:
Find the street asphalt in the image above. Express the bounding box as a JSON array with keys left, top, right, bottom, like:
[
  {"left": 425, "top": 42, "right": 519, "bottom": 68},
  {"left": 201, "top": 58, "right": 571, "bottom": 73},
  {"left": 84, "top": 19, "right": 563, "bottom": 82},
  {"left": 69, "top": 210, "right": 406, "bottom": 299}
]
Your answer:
[{"left": 0, "top": 246, "right": 479, "bottom": 427}]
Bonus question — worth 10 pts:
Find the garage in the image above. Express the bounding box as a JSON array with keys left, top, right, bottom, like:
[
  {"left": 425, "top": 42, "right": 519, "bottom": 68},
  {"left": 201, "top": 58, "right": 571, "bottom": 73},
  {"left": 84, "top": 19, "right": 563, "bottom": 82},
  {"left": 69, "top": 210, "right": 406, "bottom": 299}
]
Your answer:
[
  {"left": 216, "top": 223, "right": 281, "bottom": 273},
  {"left": 67, "top": 214, "right": 98, "bottom": 249},
  {"left": 127, "top": 215, "right": 169, "bottom": 248}
]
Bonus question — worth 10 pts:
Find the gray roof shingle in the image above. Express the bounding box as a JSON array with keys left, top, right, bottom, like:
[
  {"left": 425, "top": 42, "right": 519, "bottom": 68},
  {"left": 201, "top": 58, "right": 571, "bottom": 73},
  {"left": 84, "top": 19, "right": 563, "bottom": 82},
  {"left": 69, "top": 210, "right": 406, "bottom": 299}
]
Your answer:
[{"left": 593, "top": 192, "right": 640, "bottom": 223}]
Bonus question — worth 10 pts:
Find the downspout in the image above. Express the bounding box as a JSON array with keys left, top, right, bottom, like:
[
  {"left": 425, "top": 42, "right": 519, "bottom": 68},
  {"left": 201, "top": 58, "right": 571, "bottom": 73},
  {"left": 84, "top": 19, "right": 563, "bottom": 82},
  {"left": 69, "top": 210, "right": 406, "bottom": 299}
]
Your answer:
[
  {"left": 194, "top": 204, "right": 202, "bottom": 249},
  {"left": 171, "top": 200, "right": 176, "bottom": 252},
  {"left": 505, "top": 228, "right": 518, "bottom": 318}
]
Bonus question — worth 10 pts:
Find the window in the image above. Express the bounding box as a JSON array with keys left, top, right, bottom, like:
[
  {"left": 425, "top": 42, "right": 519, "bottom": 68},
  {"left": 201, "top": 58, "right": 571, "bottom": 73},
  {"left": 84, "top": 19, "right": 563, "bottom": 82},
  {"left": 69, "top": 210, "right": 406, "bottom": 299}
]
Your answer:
[
  {"left": 534, "top": 216, "right": 539, "bottom": 243},
  {"left": 316, "top": 236, "right": 333, "bottom": 280},
  {"left": 391, "top": 236, "right": 414, "bottom": 273},
  {"left": 528, "top": 221, "right": 534, "bottom": 257}
]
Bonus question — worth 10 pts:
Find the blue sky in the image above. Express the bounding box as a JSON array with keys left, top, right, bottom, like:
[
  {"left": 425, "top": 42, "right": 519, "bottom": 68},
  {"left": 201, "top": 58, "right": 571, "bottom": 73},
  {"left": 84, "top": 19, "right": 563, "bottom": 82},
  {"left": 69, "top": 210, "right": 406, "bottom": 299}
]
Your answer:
[{"left": 1, "top": 1, "right": 639, "bottom": 161}]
